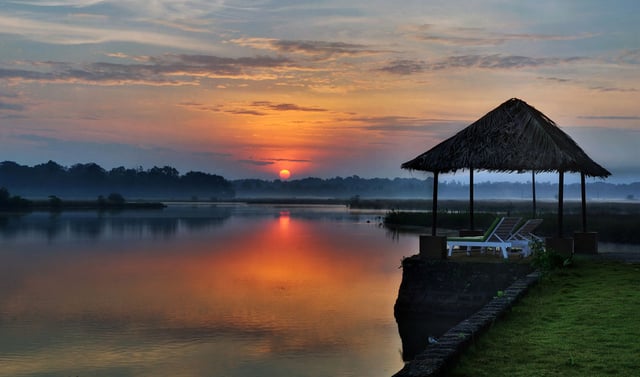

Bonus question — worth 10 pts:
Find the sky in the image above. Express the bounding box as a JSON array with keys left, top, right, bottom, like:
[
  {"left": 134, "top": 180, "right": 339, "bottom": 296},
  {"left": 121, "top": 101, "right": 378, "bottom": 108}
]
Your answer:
[{"left": 1, "top": 1, "right": 639, "bottom": 183}]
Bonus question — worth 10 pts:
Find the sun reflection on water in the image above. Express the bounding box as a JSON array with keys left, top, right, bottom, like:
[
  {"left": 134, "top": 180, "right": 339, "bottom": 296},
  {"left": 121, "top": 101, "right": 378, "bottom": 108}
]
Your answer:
[{"left": 0, "top": 207, "right": 416, "bottom": 376}]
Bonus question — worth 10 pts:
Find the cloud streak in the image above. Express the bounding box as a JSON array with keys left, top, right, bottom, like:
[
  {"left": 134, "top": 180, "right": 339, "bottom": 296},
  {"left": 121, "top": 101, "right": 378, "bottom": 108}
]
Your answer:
[
  {"left": 231, "top": 38, "right": 387, "bottom": 60},
  {"left": 268, "top": 158, "right": 312, "bottom": 163},
  {"left": 237, "top": 157, "right": 313, "bottom": 166},
  {"left": 0, "top": 101, "right": 25, "bottom": 111},
  {"left": 178, "top": 100, "right": 328, "bottom": 116},
  {"left": 0, "top": 54, "right": 296, "bottom": 86},
  {"left": 251, "top": 101, "right": 327, "bottom": 113},
  {"left": 410, "top": 24, "right": 596, "bottom": 46},
  {"left": 616, "top": 49, "right": 640, "bottom": 65},
  {"left": 237, "top": 159, "right": 275, "bottom": 166},
  {"left": 379, "top": 54, "right": 586, "bottom": 74},
  {"left": 536, "top": 77, "right": 638, "bottom": 93},
  {"left": 0, "top": 91, "right": 29, "bottom": 115},
  {"left": 578, "top": 115, "right": 640, "bottom": 120},
  {"left": 0, "top": 14, "right": 215, "bottom": 51},
  {"left": 589, "top": 86, "right": 638, "bottom": 93}
]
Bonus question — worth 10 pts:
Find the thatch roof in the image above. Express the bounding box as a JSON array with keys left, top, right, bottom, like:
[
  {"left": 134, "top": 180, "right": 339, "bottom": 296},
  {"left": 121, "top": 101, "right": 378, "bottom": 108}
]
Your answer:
[{"left": 401, "top": 98, "right": 611, "bottom": 177}]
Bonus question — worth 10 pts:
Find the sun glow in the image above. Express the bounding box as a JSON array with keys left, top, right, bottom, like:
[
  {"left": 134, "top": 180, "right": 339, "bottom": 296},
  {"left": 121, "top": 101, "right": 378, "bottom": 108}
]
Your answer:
[{"left": 279, "top": 169, "right": 291, "bottom": 180}]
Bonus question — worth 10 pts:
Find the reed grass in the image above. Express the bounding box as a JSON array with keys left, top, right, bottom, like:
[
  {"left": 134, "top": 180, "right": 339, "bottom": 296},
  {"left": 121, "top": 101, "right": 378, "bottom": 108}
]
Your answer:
[{"left": 383, "top": 202, "right": 640, "bottom": 244}]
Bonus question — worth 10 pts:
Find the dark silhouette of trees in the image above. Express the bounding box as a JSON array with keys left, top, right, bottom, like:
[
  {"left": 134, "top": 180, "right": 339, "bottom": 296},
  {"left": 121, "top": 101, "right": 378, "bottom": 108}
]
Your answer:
[
  {"left": 48, "top": 195, "right": 63, "bottom": 210},
  {"left": 232, "top": 176, "right": 638, "bottom": 200},
  {"left": 107, "top": 192, "right": 126, "bottom": 204},
  {"left": 0, "top": 160, "right": 235, "bottom": 199},
  {"left": 0, "top": 187, "right": 31, "bottom": 210},
  {"left": 1, "top": 159, "right": 637, "bottom": 201},
  {"left": 232, "top": 176, "right": 435, "bottom": 198}
]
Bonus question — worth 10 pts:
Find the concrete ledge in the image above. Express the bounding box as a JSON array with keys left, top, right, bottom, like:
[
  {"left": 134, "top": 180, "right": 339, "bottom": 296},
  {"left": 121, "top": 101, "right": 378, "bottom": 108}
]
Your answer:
[
  {"left": 419, "top": 236, "right": 447, "bottom": 260},
  {"left": 393, "top": 271, "right": 541, "bottom": 377},
  {"left": 545, "top": 237, "right": 574, "bottom": 257},
  {"left": 574, "top": 232, "right": 598, "bottom": 254}
]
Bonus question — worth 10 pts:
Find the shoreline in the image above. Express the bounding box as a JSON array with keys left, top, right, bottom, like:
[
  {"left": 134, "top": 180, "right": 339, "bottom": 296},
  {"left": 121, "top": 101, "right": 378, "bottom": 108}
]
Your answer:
[{"left": 1, "top": 200, "right": 166, "bottom": 212}]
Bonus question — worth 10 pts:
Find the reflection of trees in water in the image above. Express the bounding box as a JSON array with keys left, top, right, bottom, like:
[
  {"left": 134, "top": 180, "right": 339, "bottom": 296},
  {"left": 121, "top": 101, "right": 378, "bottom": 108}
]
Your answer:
[
  {"left": 0, "top": 207, "right": 232, "bottom": 241},
  {"left": 101, "top": 217, "right": 179, "bottom": 239},
  {"left": 1, "top": 205, "right": 390, "bottom": 241}
]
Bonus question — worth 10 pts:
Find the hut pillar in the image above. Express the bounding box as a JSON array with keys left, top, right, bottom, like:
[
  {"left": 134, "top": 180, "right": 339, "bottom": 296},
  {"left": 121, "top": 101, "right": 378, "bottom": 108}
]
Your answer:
[
  {"left": 546, "top": 170, "right": 573, "bottom": 256},
  {"left": 574, "top": 173, "right": 598, "bottom": 254},
  {"left": 531, "top": 171, "right": 537, "bottom": 218},
  {"left": 581, "top": 173, "right": 587, "bottom": 232},
  {"left": 469, "top": 168, "right": 475, "bottom": 230},
  {"left": 460, "top": 169, "right": 483, "bottom": 237},
  {"left": 419, "top": 171, "right": 446, "bottom": 260},
  {"left": 558, "top": 170, "right": 564, "bottom": 238},
  {"left": 431, "top": 171, "right": 439, "bottom": 236}
]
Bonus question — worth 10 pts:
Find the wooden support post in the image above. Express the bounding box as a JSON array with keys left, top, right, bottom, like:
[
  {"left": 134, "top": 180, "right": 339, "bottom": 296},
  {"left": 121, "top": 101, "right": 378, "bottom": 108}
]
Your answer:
[
  {"left": 469, "top": 168, "right": 474, "bottom": 230},
  {"left": 558, "top": 171, "right": 564, "bottom": 238},
  {"left": 532, "top": 171, "right": 537, "bottom": 219},
  {"left": 581, "top": 173, "right": 587, "bottom": 232},
  {"left": 432, "top": 171, "right": 439, "bottom": 237}
]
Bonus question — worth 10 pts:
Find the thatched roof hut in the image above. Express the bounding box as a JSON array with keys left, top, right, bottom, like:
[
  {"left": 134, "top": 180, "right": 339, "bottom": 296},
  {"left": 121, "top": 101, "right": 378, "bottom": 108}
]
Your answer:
[
  {"left": 402, "top": 98, "right": 610, "bottom": 239},
  {"left": 402, "top": 98, "right": 610, "bottom": 177}
]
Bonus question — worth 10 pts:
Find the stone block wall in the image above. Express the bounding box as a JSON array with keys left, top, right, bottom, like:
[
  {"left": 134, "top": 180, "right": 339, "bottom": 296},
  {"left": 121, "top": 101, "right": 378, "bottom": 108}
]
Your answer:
[{"left": 394, "top": 257, "right": 533, "bottom": 362}]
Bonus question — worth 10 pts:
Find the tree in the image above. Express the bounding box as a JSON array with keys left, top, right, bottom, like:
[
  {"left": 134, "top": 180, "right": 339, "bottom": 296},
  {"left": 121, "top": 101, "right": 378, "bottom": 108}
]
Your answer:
[
  {"left": 107, "top": 192, "right": 126, "bottom": 204},
  {"left": 0, "top": 187, "right": 31, "bottom": 210},
  {"left": 0, "top": 187, "right": 10, "bottom": 203},
  {"left": 48, "top": 195, "right": 63, "bottom": 210}
]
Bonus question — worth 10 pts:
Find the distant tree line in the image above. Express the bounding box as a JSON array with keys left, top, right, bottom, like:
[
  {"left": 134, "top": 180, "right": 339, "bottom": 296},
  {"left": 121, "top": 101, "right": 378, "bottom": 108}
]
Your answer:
[
  {"left": 233, "top": 176, "right": 640, "bottom": 200},
  {"left": 233, "top": 176, "right": 432, "bottom": 198},
  {"left": 2, "top": 160, "right": 638, "bottom": 201},
  {"left": 0, "top": 160, "right": 235, "bottom": 199}
]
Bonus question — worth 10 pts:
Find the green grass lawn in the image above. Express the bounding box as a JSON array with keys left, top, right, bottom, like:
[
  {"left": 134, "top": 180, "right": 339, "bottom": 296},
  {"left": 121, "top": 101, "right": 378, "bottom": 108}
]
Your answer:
[{"left": 449, "top": 258, "right": 640, "bottom": 377}]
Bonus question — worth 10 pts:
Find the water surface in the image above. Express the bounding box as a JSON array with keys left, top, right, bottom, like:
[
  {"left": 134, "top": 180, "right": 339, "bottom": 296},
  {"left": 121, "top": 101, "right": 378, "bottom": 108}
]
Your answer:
[{"left": 0, "top": 204, "right": 417, "bottom": 377}]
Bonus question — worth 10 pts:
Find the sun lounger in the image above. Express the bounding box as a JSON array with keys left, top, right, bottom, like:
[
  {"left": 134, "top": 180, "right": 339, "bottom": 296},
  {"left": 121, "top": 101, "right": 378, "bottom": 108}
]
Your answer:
[
  {"left": 447, "top": 217, "right": 522, "bottom": 259},
  {"left": 507, "top": 218, "right": 543, "bottom": 257}
]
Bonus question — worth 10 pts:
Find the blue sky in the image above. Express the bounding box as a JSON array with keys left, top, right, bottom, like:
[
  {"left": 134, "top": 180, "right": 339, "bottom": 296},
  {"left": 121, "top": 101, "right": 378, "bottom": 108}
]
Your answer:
[{"left": 0, "top": 0, "right": 639, "bottom": 182}]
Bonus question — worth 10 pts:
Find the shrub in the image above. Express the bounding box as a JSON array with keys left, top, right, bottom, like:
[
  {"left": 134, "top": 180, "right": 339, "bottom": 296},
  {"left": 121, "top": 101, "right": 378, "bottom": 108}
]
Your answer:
[
  {"left": 107, "top": 192, "right": 125, "bottom": 204},
  {"left": 530, "top": 240, "right": 572, "bottom": 273},
  {"left": 48, "top": 195, "right": 63, "bottom": 210}
]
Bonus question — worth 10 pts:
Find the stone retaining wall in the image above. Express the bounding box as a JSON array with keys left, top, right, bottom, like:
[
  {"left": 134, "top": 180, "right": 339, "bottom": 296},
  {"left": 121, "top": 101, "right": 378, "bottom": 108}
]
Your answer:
[{"left": 393, "top": 260, "right": 540, "bottom": 377}]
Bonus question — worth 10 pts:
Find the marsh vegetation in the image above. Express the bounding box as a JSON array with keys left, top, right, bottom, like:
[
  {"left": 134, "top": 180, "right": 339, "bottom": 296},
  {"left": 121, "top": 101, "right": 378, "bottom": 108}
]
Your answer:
[{"left": 383, "top": 200, "right": 640, "bottom": 244}]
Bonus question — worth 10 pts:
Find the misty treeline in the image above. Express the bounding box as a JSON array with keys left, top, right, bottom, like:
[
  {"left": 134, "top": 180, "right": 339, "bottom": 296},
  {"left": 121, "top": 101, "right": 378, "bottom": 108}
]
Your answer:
[
  {"left": 431, "top": 179, "right": 640, "bottom": 201},
  {"left": 233, "top": 176, "right": 428, "bottom": 198},
  {"left": 1, "top": 160, "right": 639, "bottom": 200},
  {"left": 233, "top": 176, "right": 640, "bottom": 200},
  {"left": 0, "top": 160, "right": 234, "bottom": 199}
]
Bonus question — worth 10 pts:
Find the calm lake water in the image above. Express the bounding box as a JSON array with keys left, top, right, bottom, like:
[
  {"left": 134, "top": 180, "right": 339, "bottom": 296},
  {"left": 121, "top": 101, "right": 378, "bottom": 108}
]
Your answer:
[{"left": 0, "top": 204, "right": 417, "bottom": 377}]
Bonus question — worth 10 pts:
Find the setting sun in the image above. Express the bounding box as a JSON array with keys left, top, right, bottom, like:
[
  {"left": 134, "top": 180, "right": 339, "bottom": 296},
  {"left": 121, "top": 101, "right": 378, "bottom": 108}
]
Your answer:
[{"left": 279, "top": 169, "right": 291, "bottom": 180}]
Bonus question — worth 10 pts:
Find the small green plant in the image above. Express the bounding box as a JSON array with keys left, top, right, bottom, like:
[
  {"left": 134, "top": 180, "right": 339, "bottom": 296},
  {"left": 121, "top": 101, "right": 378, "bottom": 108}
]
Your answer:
[
  {"left": 494, "top": 290, "right": 505, "bottom": 298},
  {"left": 530, "top": 240, "right": 572, "bottom": 273}
]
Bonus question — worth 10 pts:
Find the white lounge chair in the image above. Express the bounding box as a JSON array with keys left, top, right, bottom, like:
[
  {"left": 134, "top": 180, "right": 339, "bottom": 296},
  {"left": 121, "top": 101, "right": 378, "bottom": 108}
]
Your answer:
[
  {"left": 508, "top": 218, "right": 543, "bottom": 257},
  {"left": 447, "top": 217, "right": 522, "bottom": 259}
]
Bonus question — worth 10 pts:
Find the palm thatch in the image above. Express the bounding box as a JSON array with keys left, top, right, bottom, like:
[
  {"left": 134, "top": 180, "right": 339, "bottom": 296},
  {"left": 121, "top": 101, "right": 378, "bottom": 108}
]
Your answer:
[{"left": 402, "top": 98, "right": 611, "bottom": 177}]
